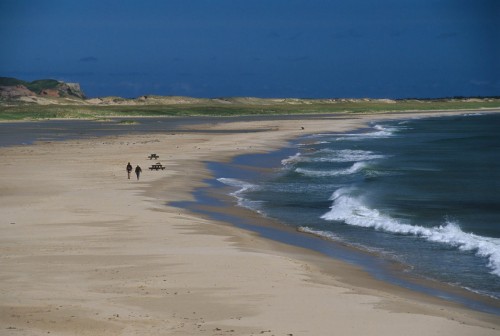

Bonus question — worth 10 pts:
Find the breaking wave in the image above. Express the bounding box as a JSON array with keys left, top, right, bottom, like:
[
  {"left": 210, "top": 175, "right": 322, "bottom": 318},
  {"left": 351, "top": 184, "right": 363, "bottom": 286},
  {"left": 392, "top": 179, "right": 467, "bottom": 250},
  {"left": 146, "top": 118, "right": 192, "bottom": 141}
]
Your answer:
[{"left": 321, "top": 188, "right": 500, "bottom": 277}]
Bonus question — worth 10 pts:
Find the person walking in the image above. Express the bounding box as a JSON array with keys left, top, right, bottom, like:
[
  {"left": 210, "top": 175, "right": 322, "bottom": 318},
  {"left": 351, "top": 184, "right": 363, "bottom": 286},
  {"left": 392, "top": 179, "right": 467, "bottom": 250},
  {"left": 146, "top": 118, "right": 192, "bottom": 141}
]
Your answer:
[
  {"left": 135, "top": 165, "right": 142, "bottom": 180},
  {"left": 126, "top": 162, "right": 133, "bottom": 179}
]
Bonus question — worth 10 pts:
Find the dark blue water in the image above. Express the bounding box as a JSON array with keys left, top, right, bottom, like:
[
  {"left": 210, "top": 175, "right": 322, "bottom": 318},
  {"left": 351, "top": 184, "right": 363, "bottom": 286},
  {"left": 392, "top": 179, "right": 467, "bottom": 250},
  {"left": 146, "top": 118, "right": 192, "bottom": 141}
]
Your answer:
[{"left": 218, "top": 113, "right": 500, "bottom": 300}]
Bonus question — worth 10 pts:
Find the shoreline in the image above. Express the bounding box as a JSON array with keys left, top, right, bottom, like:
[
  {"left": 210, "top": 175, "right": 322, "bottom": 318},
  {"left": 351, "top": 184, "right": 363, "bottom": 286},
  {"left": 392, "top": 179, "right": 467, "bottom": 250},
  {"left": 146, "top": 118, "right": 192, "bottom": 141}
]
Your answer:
[
  {"left": 190, "top": 133, "right": 500, "bottom": 313},
  {"left": 1, "top": 110, "right": 499, "bottom": 335},
  {"left": 185, "top": 155, "right": 500, "bottom": 314}
]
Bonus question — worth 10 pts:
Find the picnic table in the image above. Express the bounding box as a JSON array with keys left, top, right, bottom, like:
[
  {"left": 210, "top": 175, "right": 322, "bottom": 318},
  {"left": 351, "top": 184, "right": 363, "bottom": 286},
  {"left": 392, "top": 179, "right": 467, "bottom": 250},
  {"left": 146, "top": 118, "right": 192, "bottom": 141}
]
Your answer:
[
  {"left": 148, "top": 153, "right": 159, "bottom": 160},
  {"left": 149, "top": 162, "right": 166, "bottom": 170}
]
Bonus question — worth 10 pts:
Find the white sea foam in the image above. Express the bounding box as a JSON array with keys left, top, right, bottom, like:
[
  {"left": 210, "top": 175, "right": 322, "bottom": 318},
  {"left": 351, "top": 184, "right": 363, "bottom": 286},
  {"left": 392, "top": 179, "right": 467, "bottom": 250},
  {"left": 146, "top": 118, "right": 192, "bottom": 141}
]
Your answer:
[
  {"left": 298, "top": 226, "right": 341, "bottom": 241},
  {"left": 281, "top": 152, "right": 302, "bottom": 166},
  {"left": 298, "top": 226, "right": 399, "bottom": 258},
  {"left": 335, "top": 124, "right": 401, "bottom": 141},
  {"left": 297, "top": 140, "right": 330, "bottom": 146},
  {"left": 315, "top": 149, "right": 386, "bottom": 162},
  {"left": 305, "top": 133, "right": 339, "bottom": 138},
  {"left": 217, "top": 178, "right": 264, "bottom": 213},
  {"left": 281, "top": 149, "right": 386, "bottom": 170},
  {"left": 321, "top": 188, "right": 500, "bottom": 277},
  {"left": 217, "top": 177, "right": 256, "bottom": 193},
  {"left": 296, "top": 161, "right": 368, "bottom": 177}
]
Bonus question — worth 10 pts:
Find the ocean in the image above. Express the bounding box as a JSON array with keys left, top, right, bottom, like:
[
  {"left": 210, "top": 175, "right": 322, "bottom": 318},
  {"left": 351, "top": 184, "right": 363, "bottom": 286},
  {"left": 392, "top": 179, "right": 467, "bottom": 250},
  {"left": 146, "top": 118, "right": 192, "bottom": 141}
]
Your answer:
[{"left": 215, "top": 112, "right": 500, "bottom": 306}]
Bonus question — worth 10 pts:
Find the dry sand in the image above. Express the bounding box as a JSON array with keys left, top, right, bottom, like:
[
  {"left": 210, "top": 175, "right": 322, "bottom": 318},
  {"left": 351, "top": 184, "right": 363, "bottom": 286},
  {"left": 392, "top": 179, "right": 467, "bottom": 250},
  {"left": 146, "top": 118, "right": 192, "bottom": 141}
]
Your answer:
[{"left": 1, "top": 112, "right": 499, "bottom": 335}]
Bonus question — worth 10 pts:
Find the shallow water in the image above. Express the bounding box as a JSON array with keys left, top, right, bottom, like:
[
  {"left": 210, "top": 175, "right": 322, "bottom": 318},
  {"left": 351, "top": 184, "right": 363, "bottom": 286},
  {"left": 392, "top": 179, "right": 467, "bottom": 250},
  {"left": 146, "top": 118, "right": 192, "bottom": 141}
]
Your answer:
[{"left": 0, "top": 114, "right": 344, "bottom": 147}]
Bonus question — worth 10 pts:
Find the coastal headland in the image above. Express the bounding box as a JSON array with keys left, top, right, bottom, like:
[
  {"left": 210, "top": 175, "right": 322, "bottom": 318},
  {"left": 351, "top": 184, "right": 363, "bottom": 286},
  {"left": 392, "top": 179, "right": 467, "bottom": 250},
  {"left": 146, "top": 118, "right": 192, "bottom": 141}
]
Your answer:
[{"left": 1, "top": 109, "right": 499, "bottom": 335}]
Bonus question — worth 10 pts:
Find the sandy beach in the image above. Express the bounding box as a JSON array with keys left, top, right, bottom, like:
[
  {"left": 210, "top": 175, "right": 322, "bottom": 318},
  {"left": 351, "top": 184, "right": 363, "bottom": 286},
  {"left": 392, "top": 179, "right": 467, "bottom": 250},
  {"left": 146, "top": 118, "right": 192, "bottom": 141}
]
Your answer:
[{"left": 1, "top": 111, "right": 499, "bottom": 335}]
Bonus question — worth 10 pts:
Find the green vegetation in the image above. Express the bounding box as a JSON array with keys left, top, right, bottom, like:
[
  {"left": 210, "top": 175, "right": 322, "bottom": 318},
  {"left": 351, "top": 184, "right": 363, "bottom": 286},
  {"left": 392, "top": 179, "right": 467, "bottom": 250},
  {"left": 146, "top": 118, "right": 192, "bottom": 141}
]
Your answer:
[
  {"left": 25, "top": 79, "right": 60, "bottom": 93},
  {"left": 0, "top": 77, "right": 25, "bottom": 86},
  {"left": 2, "top": 76, "right": 498, "bottom": 120},
  {"left": 0, "top": 77, "right": 60, "bottom": 94},
  {"left": 0, "top": 98, "right": 499, "bottom": 121}
]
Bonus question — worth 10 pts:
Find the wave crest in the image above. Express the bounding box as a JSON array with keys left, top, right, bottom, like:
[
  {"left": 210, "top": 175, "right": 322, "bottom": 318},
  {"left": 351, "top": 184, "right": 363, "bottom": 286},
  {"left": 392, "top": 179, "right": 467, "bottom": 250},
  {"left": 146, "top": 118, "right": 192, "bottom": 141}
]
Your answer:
[
  {"left": 217, "top": 178, "right": 264, "bottom": 212},
  {"left": 281, "top": 149, "right": 385, "bottom": 166},
  {"left": 321, "top": 188, "right": 500, "bottom": 276},
  {"left": 296, "top": 161, "right": 368, "bottom": 177},
  {"left": 334, "top": 124, "right": 404, "bottom": 141}
]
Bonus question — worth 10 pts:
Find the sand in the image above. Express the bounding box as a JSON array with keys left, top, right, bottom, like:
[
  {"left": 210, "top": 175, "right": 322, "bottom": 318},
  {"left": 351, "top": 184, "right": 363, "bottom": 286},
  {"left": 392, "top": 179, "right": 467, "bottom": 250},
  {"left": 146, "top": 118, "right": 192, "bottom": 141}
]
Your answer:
[{"left": 1, "top": 112, "right": 499, "bottom": 335}]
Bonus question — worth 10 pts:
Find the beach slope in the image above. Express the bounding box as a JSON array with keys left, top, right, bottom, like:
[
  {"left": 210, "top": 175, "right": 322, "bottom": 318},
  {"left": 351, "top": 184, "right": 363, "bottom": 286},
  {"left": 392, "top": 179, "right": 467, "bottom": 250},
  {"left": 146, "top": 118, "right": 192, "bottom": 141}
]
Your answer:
[{"left": 1, "top": 112, "right": 498, "bottom": 335}]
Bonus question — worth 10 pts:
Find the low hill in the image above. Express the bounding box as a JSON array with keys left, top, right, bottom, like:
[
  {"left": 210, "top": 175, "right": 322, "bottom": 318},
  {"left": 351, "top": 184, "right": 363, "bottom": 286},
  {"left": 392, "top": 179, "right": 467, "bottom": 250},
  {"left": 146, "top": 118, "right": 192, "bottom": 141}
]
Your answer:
[{"left": 0, "top": 77, "right": 86, "bottom": 101}]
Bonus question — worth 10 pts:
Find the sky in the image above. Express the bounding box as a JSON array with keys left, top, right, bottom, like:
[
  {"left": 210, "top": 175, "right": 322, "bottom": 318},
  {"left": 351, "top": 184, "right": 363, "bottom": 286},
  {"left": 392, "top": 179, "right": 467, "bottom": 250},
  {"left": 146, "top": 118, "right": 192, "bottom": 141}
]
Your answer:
[{"left": 0, "top": 0, "right": 498, "bottom": 99}]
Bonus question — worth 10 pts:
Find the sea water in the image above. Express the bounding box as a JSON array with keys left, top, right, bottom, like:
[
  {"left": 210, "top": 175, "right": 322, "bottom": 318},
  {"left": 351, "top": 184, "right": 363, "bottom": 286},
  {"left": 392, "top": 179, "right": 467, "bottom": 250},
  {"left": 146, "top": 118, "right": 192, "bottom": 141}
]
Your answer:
[{"left": 218, "top": 113, "right": 500, "bottom": 300}]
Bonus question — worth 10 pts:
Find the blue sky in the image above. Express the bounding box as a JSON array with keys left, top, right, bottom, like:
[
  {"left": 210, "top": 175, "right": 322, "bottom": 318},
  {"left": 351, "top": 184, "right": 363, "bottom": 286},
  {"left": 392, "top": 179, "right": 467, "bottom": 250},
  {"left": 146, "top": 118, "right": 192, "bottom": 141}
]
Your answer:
[{"left": 0, "top": 0, "right": 498, "bottom": 98}]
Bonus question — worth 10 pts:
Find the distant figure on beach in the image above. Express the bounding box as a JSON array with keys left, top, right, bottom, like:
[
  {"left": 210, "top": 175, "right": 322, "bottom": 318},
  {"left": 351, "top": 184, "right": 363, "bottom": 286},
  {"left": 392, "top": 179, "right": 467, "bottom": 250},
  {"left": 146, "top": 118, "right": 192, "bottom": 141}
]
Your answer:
[
  {"left": 126, "top": 162, "right": 133, "bottom": 179},
  {"left": 135, "top": 165, "right": 142, "bottom": 180}
]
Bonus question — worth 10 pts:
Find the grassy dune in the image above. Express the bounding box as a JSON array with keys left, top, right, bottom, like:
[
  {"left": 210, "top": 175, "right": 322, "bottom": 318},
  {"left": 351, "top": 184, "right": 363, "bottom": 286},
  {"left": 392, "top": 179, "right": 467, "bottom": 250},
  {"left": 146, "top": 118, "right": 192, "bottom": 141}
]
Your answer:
[{"left": 1, "top": 98, "right": 499, "bottom": 120}]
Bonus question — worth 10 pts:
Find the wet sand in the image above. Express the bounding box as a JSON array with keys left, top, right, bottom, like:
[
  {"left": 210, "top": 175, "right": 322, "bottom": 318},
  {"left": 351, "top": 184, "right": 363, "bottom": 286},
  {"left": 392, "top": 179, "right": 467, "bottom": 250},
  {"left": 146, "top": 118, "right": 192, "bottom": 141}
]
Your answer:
[{"left": 1, "top": 111, "right": 499, "bottom": 335}]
